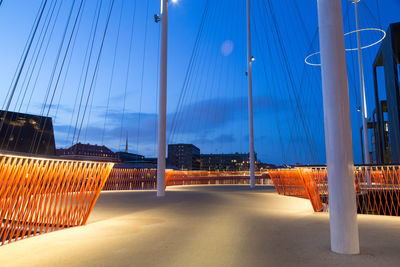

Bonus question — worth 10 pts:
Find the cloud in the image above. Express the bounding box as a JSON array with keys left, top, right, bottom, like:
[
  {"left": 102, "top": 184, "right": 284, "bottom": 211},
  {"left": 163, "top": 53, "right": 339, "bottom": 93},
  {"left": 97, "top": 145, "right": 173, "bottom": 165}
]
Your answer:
[
  {"left": 53, "top": 95, "right": 288, "bottom": 142},
  {"left": 54, "top": 112, "right": 158, "bottom": 145},
  {"left": 190, "top": 133, "right": 236, "bottom": 145},
  {"left": 33, "top": 103, "right": 73, "bottom": 116},
  {"left": 168, "top": 95, "right": 288, "bottom": 134},
  {"left": 52, "top": 95, "right": 315, "bottom": 159}
]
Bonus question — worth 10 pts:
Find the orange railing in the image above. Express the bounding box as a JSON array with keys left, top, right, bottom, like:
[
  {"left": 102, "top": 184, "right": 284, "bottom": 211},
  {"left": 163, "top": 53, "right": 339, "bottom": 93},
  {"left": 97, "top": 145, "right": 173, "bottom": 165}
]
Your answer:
[
  {"left": 269, "top": 166, "right": 400, "bottom": 216},
  {"left": 103, "top": 168, "right": 157, "bottom": 191},
  {"left": 166, "top": 170, "right": 271, "bottom": 186},
  {"left": 268, "top": 169, "right": 308, "bottom": 198},
  {"left": 0, "top": 153, "right": 114, "bottom": 245},
  {"left": 103, "top": 169, "right": 272, "bottom": 191}
]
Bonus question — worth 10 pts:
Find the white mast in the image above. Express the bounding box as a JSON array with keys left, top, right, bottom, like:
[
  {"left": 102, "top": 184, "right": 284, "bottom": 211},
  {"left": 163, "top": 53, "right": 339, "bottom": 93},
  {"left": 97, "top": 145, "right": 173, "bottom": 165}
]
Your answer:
[
  {"left": 317, "top": 0, "right": 360, "bottom": 254},
  {"left": 353, "top": 0, "right": 371, "bottom": 165},
  {"left": 157, "top": 0, "right": 168, "bottom": 197},
  {"left": 246, "top": 0, "right": 256, "bottom": 189}
]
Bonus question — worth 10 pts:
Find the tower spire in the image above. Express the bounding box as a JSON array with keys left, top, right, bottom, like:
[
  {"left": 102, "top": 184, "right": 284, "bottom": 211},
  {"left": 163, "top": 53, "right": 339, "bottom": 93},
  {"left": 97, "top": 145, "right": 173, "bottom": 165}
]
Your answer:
[{"left": 125, "top": 132, "right": 129, "bottom": 153}]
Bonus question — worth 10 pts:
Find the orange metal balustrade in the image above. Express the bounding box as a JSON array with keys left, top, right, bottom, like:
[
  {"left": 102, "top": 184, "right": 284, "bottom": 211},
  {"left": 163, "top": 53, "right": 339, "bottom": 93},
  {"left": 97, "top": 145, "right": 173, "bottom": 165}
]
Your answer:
[
  {"left": 0, "top": 153, "right": 114, "bottom": 245},
  {"left": 269, "top": 166, "right": 400, "bottom": 216},
  {"left": 103, "top": 168, "right": 157, "bottom": 191},
  {"left": 268, "top": 169, "right": 308, "bottom": 198},
  {"left": 166, "top": 170, "right": 271, "bottom": 186},
  {"left": 103, "top": 169, "right": 272, "bottom": 190},
  {"left": 268, "top": 169, "right": 324, "bottom": 212}
]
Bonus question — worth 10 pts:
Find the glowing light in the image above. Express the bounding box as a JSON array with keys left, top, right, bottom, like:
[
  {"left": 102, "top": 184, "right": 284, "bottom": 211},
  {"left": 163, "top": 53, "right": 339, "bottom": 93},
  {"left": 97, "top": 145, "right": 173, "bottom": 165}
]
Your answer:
[
  {"left": 171, "top": 0, "right": 178, "bottom": 3},
  {"left": 221, "top": 40, "right": 234, "bottom": 56},
  {"left": 0, "top": 153, "right": 111, "bottom": 164}
]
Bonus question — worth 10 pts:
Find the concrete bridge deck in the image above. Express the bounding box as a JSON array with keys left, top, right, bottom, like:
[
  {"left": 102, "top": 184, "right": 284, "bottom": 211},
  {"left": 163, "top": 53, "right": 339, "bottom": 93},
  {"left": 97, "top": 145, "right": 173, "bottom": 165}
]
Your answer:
[{"left": 1, "top": 185, "right": 400, "bottom": 266}]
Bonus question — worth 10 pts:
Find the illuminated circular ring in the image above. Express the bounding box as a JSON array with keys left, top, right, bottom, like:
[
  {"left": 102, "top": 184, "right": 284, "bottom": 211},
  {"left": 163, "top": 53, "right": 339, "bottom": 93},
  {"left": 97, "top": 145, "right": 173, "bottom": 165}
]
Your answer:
[
  {"left": 343, "top": 28, "right": 386, "bottom": 51},
  {"left": 304, "top": 52, "right": 322, "bottom": 67},
  {"left": 304, "top": 28, "right": 386, "bottom": 66}
]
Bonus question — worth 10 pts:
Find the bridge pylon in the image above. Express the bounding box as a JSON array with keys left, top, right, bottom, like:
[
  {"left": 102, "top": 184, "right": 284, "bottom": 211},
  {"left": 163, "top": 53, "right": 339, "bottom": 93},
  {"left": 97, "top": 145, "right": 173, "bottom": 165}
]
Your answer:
[
  {"left": 317, "top": 0, "right": 360, "bottom": 254},
  {"left": 157, "top": 0, "right": 169, "bottom": 197}
]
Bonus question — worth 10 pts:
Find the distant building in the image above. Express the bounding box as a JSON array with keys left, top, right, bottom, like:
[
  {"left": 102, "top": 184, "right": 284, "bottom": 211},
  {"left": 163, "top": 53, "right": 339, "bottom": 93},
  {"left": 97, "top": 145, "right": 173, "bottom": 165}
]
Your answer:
[
  {"left": 257, "top": 162, "right": 278, "bottom": 170},
  {"left": 200, "top": 152, "right": 257, "bottom": 171},
  {"left": 0, "top": 110, "right": 56, "bottom": 155},
  {"left": 168, "top": 144, "right": 200, "bottom": 170},
  {"left": 116, "top": 152, "right": 145, "bottom": 163},
  {"left": 362, "top": 101, "right": 390, "bottom": 164},
  {"left": 114, "top": 135, "right": 158, "bottom": 168},
  {"left": 372, "top": 22, "right": 400, "bottom": 163},
  {"left": 114, "top": 152, "right": 158, "bottom": 168},
  {"left": 56, "top": 143, "right": 118, "bottom": 161},
  {"left": 114, "top": 160, "right": 158, "bottom": 169}
]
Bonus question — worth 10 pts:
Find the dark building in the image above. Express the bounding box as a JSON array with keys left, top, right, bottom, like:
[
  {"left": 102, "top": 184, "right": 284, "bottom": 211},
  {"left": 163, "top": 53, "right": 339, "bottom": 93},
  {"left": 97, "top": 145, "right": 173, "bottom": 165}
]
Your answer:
[
  {"left": 168, "top": 144, "right": 200, "bottom": 170},
  {"left": 364, "top": 101, "right": 390, "bottom": 163},
  {"left": 114, "top": 159, "right": 158, "bottom": 169},
  {"left": 0, "top": 110, "right": 56, "bottom": 155},
  {"left": 200, "top": 152, "right": 257, "bottom": 171},
  {"left": 116, "top": 152, "right": 145, "bottom": 163},
  {"left": 57, "top": 143, "right": 118, "bottom": 161},
  {"left": 115, "top": 152, "right": 158, "bottom": 168},
  {"left": 114, "top": 136, "right": 158, "bottom": 168},
  {"left": 372, "top": 22, "right": 400, "bottom": 163}
]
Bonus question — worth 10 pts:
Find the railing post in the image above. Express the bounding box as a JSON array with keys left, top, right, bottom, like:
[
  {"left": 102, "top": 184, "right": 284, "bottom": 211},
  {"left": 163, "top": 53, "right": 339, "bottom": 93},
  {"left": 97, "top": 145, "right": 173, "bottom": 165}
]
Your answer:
[{"left": 317, "top": 0, "right": 360, "bottom": 254}]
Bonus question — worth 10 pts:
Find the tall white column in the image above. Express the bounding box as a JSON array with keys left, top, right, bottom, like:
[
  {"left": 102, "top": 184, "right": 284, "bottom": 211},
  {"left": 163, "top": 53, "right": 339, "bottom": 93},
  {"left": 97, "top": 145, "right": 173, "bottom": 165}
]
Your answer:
[
  {"left": 317, "top": 0, "right": 359, "bottom": 254},
  {"left": 247, "top": 0, "right": 256, "bottom": 189},
  {"left": 353, "top": 0, "right": 371, "bottom": 165},
  {"left": 157, "top": 0, "right": 168, "bottom": 197}
]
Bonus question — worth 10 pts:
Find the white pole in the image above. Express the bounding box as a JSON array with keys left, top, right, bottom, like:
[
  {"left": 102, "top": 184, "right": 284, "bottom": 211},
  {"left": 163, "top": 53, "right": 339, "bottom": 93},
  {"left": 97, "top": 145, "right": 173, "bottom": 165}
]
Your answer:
[
  {"left": 157, "top": 0, "right": 168, "bottom": 197},
  {"left": 317, "top": 0, "right": 360, "bottom": 254},
  {"left": 247, "top": 0, "right": 256, "bottom": 189},
  {"left": 354, "top": 0, "right": 371, "bottom": 165}
]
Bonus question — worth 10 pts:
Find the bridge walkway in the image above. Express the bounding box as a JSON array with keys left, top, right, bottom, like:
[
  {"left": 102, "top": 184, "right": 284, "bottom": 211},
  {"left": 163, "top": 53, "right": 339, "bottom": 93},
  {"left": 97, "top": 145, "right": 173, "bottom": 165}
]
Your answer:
[{"left": 0, "top": 186, "right": 399, "bottom": 266}]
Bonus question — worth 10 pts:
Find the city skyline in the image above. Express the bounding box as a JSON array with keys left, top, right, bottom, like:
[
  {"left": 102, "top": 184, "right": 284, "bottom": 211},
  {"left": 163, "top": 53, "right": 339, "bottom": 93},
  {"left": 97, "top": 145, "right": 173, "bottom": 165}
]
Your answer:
[
  {"left": 1, "top": 0, "right": 400, "bottom": 262},
  {"left": 0, "top": 0, "right": 399, "bottom": 164}
]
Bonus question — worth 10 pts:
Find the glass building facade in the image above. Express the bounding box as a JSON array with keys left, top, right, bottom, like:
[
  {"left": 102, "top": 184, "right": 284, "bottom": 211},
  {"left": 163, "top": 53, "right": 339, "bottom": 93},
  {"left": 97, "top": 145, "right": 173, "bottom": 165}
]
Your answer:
[{"left": 0, "top": 110, "right": 56, "bottom": 155}]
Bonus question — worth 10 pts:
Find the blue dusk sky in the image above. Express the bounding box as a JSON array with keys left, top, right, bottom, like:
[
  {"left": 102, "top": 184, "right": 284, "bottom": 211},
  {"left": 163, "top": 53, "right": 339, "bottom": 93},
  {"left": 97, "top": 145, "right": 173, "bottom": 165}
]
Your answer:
[{"left": 0, "top": 0, "right": 399, "bottom": 164}]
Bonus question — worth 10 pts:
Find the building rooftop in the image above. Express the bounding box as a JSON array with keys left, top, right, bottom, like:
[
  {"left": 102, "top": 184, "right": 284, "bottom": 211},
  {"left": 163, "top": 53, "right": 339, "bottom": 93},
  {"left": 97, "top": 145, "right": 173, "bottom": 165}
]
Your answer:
[{"left": 56, "top": 142, "right": 118, "bottom": 161}]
